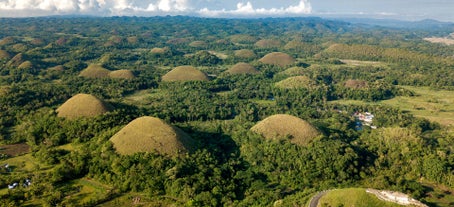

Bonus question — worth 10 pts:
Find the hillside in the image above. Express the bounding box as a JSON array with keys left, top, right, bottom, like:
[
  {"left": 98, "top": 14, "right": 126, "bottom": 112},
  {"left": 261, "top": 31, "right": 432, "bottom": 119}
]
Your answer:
[{"left": 0, "top": 16, "right": 452, "bottom": 207}]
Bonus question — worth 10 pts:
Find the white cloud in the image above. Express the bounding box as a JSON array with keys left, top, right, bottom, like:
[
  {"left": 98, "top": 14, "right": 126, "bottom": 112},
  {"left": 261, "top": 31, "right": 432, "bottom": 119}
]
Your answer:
[
  {"left": 0, "top": 0, "right": 310, "bottom": 17},
  {"left": 199, "top": 0, "right": 312, "bottom": 17}
]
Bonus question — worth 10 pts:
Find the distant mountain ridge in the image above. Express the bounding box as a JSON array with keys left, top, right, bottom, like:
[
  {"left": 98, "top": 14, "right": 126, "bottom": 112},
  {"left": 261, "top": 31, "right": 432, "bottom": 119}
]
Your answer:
[{"left": 335, "top": 17, "right": 454, "bottom": 30}]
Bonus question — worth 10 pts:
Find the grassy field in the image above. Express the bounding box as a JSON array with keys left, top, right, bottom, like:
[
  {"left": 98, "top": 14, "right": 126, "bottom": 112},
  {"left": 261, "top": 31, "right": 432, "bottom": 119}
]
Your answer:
[
  {"left": 340, "top": 59, "right": 385, "bottom": 66},
  {"left": 0, "top": 153, "right": 49, "bottom": 173},
  {"left": 122, "top": 89, "right": 159, "bottom": 106},
  {"left": 63, "top": 178, "right": 113, "bottom": 205},
  {"left": 331, "top": 86, "right": 454, "bottom": 127},
  {"left": 381, "top": 86, "right": 454, "bottom": 127},
  {"left": 0, "top": 143, "right": 30, "bottom": 156},
  {"left": 317, "top": 188, "right": 406, "bottom": 207}
]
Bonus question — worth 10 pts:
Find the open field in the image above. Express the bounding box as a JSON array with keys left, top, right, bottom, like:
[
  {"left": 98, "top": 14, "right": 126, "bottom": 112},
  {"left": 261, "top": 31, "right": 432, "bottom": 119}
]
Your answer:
[
  {"left": 317, "top": 188, "right": 406, "bottom": 207},
  {"left": 340, "top": 59, "right": 385, "bottom": 66},
  {"left": 0, "top": 153, "right": 47, "bottom": 173},
  {"left": 0, "top": 143, "right": 30, "bottom": 156},
  {"left": 64, "top": 178, "right": 113, "bottom": 205},
  {"left": 382, "top": 86, "right": 454, "bottom": 127},
  {"left": 331, "top": 86, "right": 454, "bottom": 127},
  {"left": 424, "top": 37, "right": 454, "bottom": 45}
]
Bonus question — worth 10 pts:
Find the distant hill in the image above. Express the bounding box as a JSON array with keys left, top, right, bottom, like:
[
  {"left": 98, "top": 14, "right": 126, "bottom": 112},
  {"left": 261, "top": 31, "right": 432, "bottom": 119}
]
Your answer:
[{"left": 337, "top": 18, "right": 454, "bottom": 30}]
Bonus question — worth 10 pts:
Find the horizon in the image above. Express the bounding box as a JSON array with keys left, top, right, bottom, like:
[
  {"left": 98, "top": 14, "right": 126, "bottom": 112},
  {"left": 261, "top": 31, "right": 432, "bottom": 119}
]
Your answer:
[{"left": 0, "top": 0, "right": 453, "bottom": 23}]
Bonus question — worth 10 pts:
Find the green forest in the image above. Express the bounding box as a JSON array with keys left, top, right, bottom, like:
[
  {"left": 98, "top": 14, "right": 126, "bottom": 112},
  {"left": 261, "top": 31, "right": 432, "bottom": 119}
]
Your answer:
[{"left": 0, "top": 16, "right": 453, "bottom": 206}]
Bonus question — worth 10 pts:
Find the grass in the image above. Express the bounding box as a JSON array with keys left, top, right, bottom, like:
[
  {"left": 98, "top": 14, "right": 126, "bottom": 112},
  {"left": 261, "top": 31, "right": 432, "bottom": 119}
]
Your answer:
[
  {"left": 0, "top": 153, "right": 49, "bottom": 173},
  {"left": 259, "top": 52, "right": 295, "bottom": 67},
  {"left": 97, "top": 192, "right": 179, "bottom": 207},
  {"left": 330, "top": 86, "right": 454, "bottom": 127},
  {"left": 122, "top": 89, "right": 162, "bottom": 106},
  {"left": 381, "top": 86, "right": 454, "bottom": 127},
  {"left": 275, "top": 76, "right": 315, "bottom": 89},
  {"left": 251, "top": 114, "right": 320, "bottom": 146},
  {"left": 0, "top": 143, "right": 30, "bottom": 156},
  {"left": 252, "top": 99, "right": 276, "bottom": 106},
  {"left": 108, "top": 69, "right": 135, "bottom": 79},
  {"left": 162, "top": 66, "right": 209, "bottom": 82},
  {"left": 318, "top": 188, "right": 406, "bottom": 207},
  {"left": 56, "top": 94, "right": 113, "bottom": 119},
  {"left": 109, "top": 116, "right": 196, "bottom": 156},
  {"left": 227, "top": 62, "right": 260, "bottom": 75},
  {"left": 79, "top": 64, "right": 111, "bottom": 78},
  {"left": 340, "top": 59, "right": 384, "bottom": 66},
  {"left": 63, "top": 178, "right": 113, "bottom": 205}
]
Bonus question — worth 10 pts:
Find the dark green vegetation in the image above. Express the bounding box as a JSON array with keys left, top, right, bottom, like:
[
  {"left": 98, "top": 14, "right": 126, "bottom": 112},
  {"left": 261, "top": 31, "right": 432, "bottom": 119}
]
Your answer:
[{"left": 0, "top": 16, "right": 453, "bottom": 206}]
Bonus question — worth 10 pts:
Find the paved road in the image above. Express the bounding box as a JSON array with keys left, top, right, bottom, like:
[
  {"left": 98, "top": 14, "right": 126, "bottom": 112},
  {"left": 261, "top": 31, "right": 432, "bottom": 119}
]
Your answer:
[{"left": 308, "top": 190, "right": 329, "bottom": 207}]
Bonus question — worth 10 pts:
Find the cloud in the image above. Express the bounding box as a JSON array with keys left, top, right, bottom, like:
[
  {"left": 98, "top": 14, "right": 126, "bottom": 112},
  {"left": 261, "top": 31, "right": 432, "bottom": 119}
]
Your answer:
[
  {"left": 198, "top": 0, "right": 312, "bottom": 17},
  {"left": 0, "top": 0, "right": 311, "bottom": 17}
]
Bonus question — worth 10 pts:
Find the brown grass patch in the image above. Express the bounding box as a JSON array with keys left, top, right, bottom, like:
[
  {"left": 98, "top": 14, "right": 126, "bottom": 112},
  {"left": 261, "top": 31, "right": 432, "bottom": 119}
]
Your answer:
[
  {"left": 0, "top": 36, "right": 15, "bottom": 46},
  {"left": 7, "top": 53, "right": 24, "bottom": 67},
  {"left": 259, "top": 52, "right": 295, "bottom": 67},
  {"left": 48, "top": 65, "right": 65, "bottom": 71},
  {"left": 127, "top": 36, "right": 139, "bottom": 44},
  {"left": 226, "top": 62, "right": 260, "bottom": 75},
  {"left": 0, "top": 143, "right": 30, "bottom": 156},
  {"left": 110, "top": 116, "right": 196, "bottom": 156},
  {"left": 424, "top": 37, "right": 454, "bottom": 45},
  {"left": 11, "top": 43, "right": 28, "bottom": 52},
  {"left": 0, "top": 86, "right": 11, "bottom": 96},
  {"left": 344, "top": 79, "right": 368, "bottom": 89},
  {"left": 56, "top": 93, "right": 113, "bottom": 119},
  {"left": 162, "top": 66, "right": 209, "bottom": 82},
  {"left": 255, "top": 39, "right": 282, "bottom": 48},
  {"left": 275, "top": 76, "right": 315, "bottom": 89},
  {"left": 229, "top": 34, "right": 258, "bottom": 44},
  {"left": 284, "top": 40, "right": 305, "bottom": 50},
  {"left": 340, "top": 59, "right": 382, "bottom": 66},
  {"left": 279, "top": 66, "right": 305, "bottom": 76},
  {"left": 251, "top": 114, "right": 320, "bottom": 146},
  {"left": 150, "top": 47, "right": 169, "bottom": 54},
  {"left": 0, "top": 50, "right": 11, "bottom": 59},
  {"left": 109, "top": 69, "right": 135, "bottom": 79},
  {"left": 79, "top": 64, "right": 111, "bottom": 78},
  {"left": 189, "top": 41, "right": 208, "bottom": 48},
  {"left": 17, "top": 61, "right": 33, "bottom": 69},
  {"left": 234, "top": 49, "right": 256, "bottom": 58}
]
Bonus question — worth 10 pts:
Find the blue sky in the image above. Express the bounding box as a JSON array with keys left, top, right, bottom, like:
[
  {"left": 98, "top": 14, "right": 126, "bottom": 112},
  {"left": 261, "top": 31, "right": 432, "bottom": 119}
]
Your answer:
[{"left": 0, "top": 0, "right": 452, "bottom": 22}]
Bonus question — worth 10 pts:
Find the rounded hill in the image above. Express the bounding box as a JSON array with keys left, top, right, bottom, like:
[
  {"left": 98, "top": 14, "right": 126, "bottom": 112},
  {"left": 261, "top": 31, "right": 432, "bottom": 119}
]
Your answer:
[
  {"left": 162, "top": 66, "right": 209, "bottom": 82},
  {"left": 229, "top": 34, "right": 258, "bottom": 44},
  {"left": 279, "top": 66, "right": 305, "bottom": 76},
  {"left": 259, "top": 52, "right": 295, "bottom": 67},
  {"left": 251, "top": 114, "right": 320, "bottom": 146},
  {"left": 79, "top": 64, "right": 111, "bottom": 78},
  {"left": 150, "top": 47, "right": 169, "bottom": 54},
  {"left": 109, "top": 69, "right": 135, "bottom": 79},
  {"left": 255, "top": 39, "right": 282, "bottom": 48},
  {"left": 56, "top": 93, "right": 113, "bottom": 119},
  {"left": 234, "top": 49, "right": 256, "bottom": 59},
  {"left": 17, "top": 61, "right": 33, "bottom": 70},
  {"left": 0, "top": 50, "right": 11, "bottom": 59},
  {"left": 7, "top": 53, "right": 24, "bottom": 67},
  {"left": 275, "top": 76, "right": 315, "bottom": 89},
  {"left": 226, "top": 62, "right": 260, "bottom": 75},
  {"left": 109, "top": 116, "right": 196, "bottom": 156},
  {"left": 189, "top": 41, "right": 207, "bottom": 48}
]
